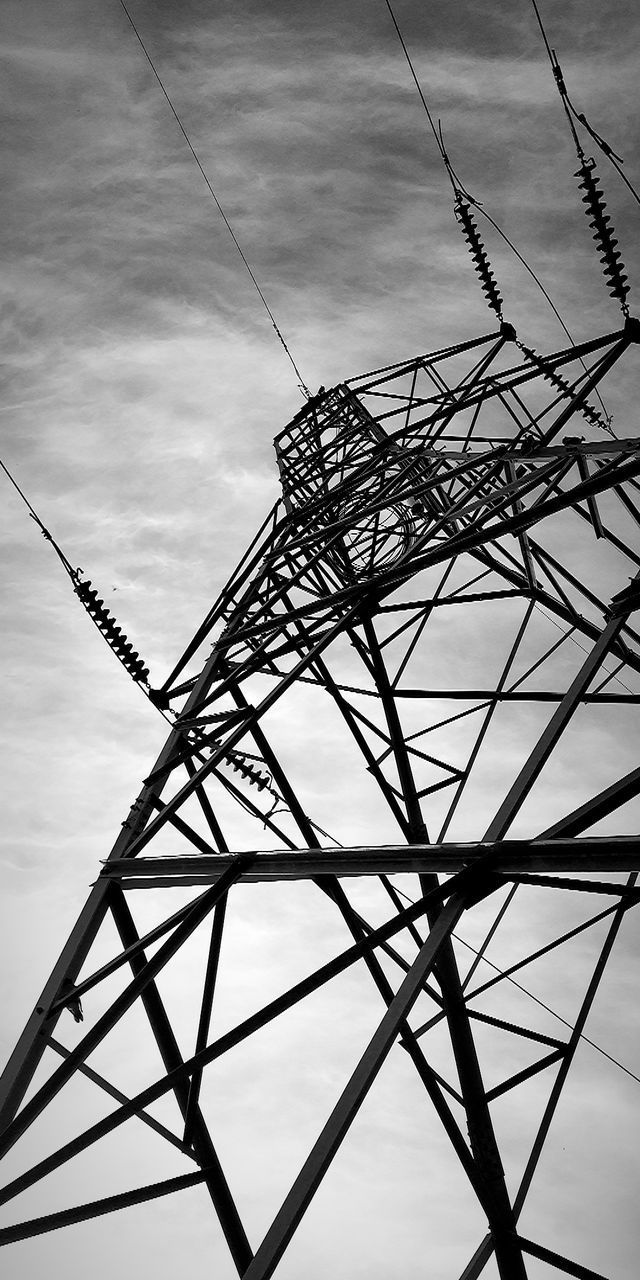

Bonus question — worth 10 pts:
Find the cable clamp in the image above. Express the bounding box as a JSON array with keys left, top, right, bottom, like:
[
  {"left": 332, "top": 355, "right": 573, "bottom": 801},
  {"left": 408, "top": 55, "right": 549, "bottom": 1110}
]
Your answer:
[{"left": 551, "top": 51, "right": 567, "bottom": 97}]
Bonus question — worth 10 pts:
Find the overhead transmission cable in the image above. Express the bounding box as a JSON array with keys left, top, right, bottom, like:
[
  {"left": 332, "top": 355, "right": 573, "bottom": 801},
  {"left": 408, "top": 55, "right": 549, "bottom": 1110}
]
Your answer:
[
  {"left": 528, "top": 0, "right": 632, "bottom": 317},
  {"left": 529, "top": 0, "right": 640, "bottom": 214},
  {"left": 0, "top": 455, "right": 333, "bottom": 839},
  {"left": 117, "top": 0, "right": 310, "bottom": 398},
  {"left": 392, "top": 882, "right": 640, "bottom": 1090},
  {"left": 0, "top": 456, "right": 153, "bottom": 691},
  {"left": 382, "top": 0, "right": 615, "bottom": 430},
  {"left": 382, "top": 0, "right": 640, "bottom": 1091}
]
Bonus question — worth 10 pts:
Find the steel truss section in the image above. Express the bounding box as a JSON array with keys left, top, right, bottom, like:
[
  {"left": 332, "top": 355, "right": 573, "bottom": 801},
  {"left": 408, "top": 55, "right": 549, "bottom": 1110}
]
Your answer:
[{"left": 2, "top": 321, "right": 640, "bottom": 1278}]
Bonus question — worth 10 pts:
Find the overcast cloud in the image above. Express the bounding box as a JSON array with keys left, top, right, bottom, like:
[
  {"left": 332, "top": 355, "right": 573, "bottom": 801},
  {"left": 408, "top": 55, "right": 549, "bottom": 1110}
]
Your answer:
[{"left": 1, "top": 2, "right": 640, "bottom": 1277}]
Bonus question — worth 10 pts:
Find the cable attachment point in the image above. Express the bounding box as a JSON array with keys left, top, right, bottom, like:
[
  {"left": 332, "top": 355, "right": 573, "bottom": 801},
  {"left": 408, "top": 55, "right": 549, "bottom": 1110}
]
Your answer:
[
  {"left": 454, "top": 198, "right": 503, "bottom": 318},
  {"left": 575, "top": 157, "right": 630, "bottom": 314},
  {"left": 551, "top": 50, "right": 567, "bottom": 97},
  {"left": 74, "top": 577, "right": 150, "bottom": 685},
  {"left": 28, "top": 513, "right": 53, "bottom": 542}
]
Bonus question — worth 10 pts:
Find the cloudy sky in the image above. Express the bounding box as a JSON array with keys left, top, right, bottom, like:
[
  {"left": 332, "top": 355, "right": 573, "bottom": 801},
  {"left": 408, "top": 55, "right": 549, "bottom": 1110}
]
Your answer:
[{"left": 1, "top": 1, "right": 640, "bottom": 1277}]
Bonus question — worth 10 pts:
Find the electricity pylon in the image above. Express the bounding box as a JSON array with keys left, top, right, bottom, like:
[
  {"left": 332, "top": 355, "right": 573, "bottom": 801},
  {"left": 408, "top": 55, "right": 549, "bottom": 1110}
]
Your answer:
[{"left": 2, "top": 318, "right": 640, "bottom": 1279}]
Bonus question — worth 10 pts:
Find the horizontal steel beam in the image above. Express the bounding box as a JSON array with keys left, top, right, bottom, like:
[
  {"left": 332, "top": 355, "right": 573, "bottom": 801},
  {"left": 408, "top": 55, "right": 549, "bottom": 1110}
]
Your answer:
[
  {"left": 0, "top": 1167, "right": 213, "bottom": 1246},
  {"left": 99, "top": 836, "right": 640, "bottom": 888},
  {"left": 416, "top": 439, "right": 640, "bottom": 460}
]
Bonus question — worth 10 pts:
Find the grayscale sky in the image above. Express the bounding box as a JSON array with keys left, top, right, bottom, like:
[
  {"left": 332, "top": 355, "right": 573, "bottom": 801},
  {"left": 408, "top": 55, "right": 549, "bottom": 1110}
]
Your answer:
[{"left": 1, "top": 2, "right": 640, "bottom": 1278}]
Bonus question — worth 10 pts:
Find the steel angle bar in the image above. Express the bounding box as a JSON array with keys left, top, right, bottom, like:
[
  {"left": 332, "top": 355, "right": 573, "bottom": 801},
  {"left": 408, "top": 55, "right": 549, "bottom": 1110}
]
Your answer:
[
  {"left": 225, "top": 678, "right": 319, "bottom": 848},
  {"left": 100, "top": 838, "right": 640, "bottom": 885},
  {"left": 484, "top": 583, "right": 640, "bottom": 841},
  {"left": 0, "top": 1167, "right": 216, "bottom": 1247},
  {"left": 464, "top": 903, "right": 625, "bottom": 1003},
  {"left": 227, "top": 671, "right": 485, "bottom": 1211},
  {"left": 379, "top": 332, "right": 624, "bottom": 436},
  {"left": 390, "top": 453, "right": 640, "bottom": 586},
  {"left": 414, "top": 899, "right": 528, "bottom": 1277},
  {"left": 0, "top": 878, "right": 114, "bottom": 1132},
  {"left": 345, "top": 330, "right": 500, "bottom": 392},
  {"left": 109, "top": 890, "right": 252, "bottom": 1274},
  {"left": 437, "top": 600, "right": 536, "bottom": 843},
  {"left": 359, "top": 615, "right": 426, "bottom": 838},
  {"left": 513, "top": 873, "right": 638, "bottom": 1220},
  {"left": 0, "top": 858, "right": 250, "bottom": 1163},
  {"left": 517, "top": 1236, "right": 610, "bottom": 1280},
  {"left": 317, "top": 900, "right": 443, "bottom": 1009},
  {"left": 611, "top": 474, "right": 640, "bottom": 532},
  {"left": 540, "top": 470, "right": 640, "bottom": 571},
  {"left": 575, "top": 453, "right": 605, "bottom": 538},
  {"left": 0, "top": 584, "right": 281, "bottom": 1134},
  {"left": 394, "top": 333, "right": 626, "bottom": 440},
  {"left": 217, "top": 460, "right": 640, "bottom": 652},
  {"left": 290, "top": 642, "right": 410, "bottom": 833},
  {"left": 241, "top": 891, "right": 472, "bottom": 1280},
  {"left": 458, "top": 1234, "right": 494, "bottom": 1280},
  {"left": 183, "top": 895, "right": 228, "bottom": 1146},
  {"left": 224, "top": 672, "right": 419, "bottom": 1030},
  {"left": 418, "top": 440, "right": 640, "bottom": 461},
  {"left": 0, "top": 876, "right": 472, "bottom": 1213},
  {"left": 504, "top": 873, "right": 640, "bottom": 897},
  {"left": 159, "top": 501, "right": 285, "bottom": 693},
  {"left": 457, "top": 892, "right": 635, "bottom": 1273},
  {"left": 538, "top": 334, "right": 631, "bottom": 446},
  {"left": 46, "top": 1037, "right": 195, "bottom": 1158},
  {"left": 483, "top": 1049, "right": 565, "bottom": 1103},
  {"left": 401, "top": 690, "right": 640, "bottom": 703},
  {"left": 540, "top": 765, "right": 640, "bottom": 838},
  {"left": 147, "top": 793, "right": 220, "bottom": 855},
  {"left": 126, "top": 600, "right": 367, "bottom": 857},
  {"left": 465, "top": 1010, "right": 565, "bottom": 1051},
  {"left": 311, "top": 880, "right": 485, "bottom": 1208},
  {"left": 183, "top": 756, "right": 229, "bottom": 851},
  {"left": 469, "top": 544, "right": 640, "bottom": 675},
  {"left": 45, "top": 891, "right": 204, "bottom": 1013}
]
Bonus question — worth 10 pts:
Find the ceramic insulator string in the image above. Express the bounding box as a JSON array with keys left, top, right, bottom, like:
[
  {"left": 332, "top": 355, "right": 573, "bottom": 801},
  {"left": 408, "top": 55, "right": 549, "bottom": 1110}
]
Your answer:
[
  {"left": 74, "top": 579, "right": 150, "bottom": 684},
  {"left": 575, "top": 158, "right": 630, "bottom": 314},
  {"left": 454, "top": 198, "right": 503, "bottom": 318}
]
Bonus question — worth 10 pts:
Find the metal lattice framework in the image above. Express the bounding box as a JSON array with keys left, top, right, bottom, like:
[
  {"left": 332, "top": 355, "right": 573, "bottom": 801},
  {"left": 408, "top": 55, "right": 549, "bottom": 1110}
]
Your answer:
[{"left": 2, "top": 318, "right": 640, "bottom": 1278}]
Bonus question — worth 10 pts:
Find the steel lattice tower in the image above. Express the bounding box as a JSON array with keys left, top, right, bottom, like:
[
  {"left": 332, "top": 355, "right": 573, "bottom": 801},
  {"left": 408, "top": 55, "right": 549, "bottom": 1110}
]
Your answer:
[{"left": 2, "top": 317, "right": 640, "bottom": 1278}]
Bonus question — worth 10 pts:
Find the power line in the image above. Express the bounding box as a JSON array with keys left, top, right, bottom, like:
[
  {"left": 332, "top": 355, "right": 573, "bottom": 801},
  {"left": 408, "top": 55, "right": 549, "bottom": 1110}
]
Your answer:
[
  {"left": 0, "top": 457, "right": 73, "bottom": 574},
  {"left": 452, "top": 924, "right": 640, "bottom": 1088},
  {"left": 382, "top": 0, "right": 613, "bottom": 424},
  {"left": 117, "top": 0, "right": 310, "bottom": 397},
  {"left": 0, "top": 458, "right": 49, "bottom": 529},
  {"left": 382, "top": 0, "right": 447, "bottom": 167},
  {"left": 393, "top": 884, "right": 640, "bottom": 1089},
  {"left": 528, "top": 0, "right": 638, "bottom": 306}
]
